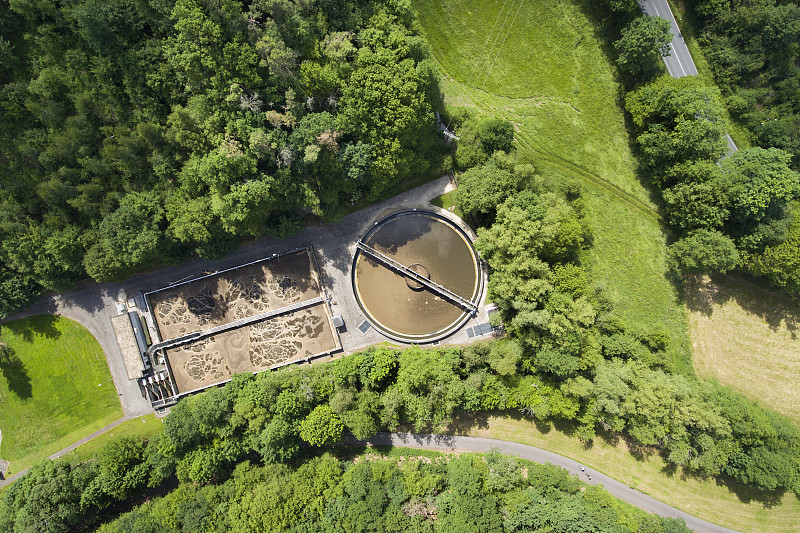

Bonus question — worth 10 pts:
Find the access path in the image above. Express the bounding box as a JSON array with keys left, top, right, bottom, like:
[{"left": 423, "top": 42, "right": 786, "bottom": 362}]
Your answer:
[
  {"left": 639, "top": 0, "right": 738, "bottom": 153},
  {"left": 351, "top": 433, "right": 740, "bottom": 533},
  {"left": 0, "top": 416, "right": 131, "bottom": 488}
]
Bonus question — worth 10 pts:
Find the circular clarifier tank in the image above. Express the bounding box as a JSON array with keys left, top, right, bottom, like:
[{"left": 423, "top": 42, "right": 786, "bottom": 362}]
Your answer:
[{"left": 352, "top": 210, "right": 483, "bottom": 343}]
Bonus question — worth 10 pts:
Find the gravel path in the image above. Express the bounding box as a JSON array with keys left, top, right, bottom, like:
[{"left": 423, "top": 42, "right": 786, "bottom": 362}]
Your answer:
[
  {"left": 0, "top": 416, "right": 130, "bottom": 488},
  {"left": 352, "top": 432, "right": 740, "bottom": 533}
]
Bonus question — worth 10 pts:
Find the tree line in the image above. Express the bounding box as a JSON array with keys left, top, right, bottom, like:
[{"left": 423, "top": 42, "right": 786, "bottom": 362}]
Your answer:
[
  {"left": 3, "top": 446, "right": 693, "bottom": 533},
  {"left": 594, "top": 0, "right": 800, "bottom": 294},
  {"left": 0, "top": 0, "right": 444, "bottom": 317},
  {"left": 1, "top": 341, "right": 796, "bottom": 531}
]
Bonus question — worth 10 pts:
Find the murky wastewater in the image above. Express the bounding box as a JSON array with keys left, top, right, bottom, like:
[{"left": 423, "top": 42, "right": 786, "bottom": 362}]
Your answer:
[{"left": 353, "top": 211, "right": 481, "bottom": 341}]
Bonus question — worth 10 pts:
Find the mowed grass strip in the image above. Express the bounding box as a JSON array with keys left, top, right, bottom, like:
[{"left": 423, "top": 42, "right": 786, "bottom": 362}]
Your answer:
[
  {"left": 447, "top": 412, "right": 800, "bottom": 533},
  {"left": 61, "top": 414, "right": 163, "bottom": 464},
  {"left": 415, "top": 0, "right": 692, "bottom": 372},
  {"left": 0, "top": 315, "right": 122, "bottom": 474},
  {"left": 686, "top": 274, "right": 800, "bottom": 426}
]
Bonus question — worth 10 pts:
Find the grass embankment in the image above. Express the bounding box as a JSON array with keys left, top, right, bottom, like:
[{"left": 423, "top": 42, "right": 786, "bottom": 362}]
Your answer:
[
  {"left": 0, "top": 315, "right": 122, "bottom": 474},
  {"left": 429, "top": 190, "right": 463, "bottom": 219},
  {"left": 61, "top": 414, "right": 163, "bottom": 464},
  {"left": 685, "top": 275, "right": 800, "bottom": 426},
  {"left": 448, "top": 412, "right": 800, "bottom": 533},
  {"left": 414, "top": 0, "right": 692, "bottom": 372}
]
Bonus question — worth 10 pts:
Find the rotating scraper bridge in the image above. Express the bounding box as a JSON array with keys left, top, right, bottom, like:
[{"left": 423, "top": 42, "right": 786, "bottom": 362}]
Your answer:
[{"left": 355, "top": 240, "right": 478, "bottom": 313}]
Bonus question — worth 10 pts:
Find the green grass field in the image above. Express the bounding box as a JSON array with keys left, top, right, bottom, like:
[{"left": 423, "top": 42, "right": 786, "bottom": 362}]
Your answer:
[
  {"left": 0, "top": 315, "right": 122, "bottom": 474},
  {"left": 429, "top": 190, "right": 464, "bottom": 219},
  {"left": 414, "top": 0, "right": 692, "bottom": 373}
]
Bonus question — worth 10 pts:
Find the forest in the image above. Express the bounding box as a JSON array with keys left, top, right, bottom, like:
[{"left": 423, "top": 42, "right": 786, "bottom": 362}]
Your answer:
[
  {"left": 0, "top": 0, "right": 443, "bottom": 317},
  {"left": 3, "top": 0, "right": 800, "bottom": 531},
  {"left": 2, "top": 341, "right": 798, "bottom": 531}
]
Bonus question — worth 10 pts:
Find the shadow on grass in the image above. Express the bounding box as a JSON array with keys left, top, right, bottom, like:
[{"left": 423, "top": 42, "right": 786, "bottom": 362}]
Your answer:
[
  {"left": 684, "top": 273, "right": 800, "bottom": 337},
  {"left": 2, "top": 315, "right": 62, "bottom": 342},
  {"left": 0, "top": 344, "right": 32, "bottom": 400},
  {"left": 677, "top": 466, "right": 789, "bottom": 509}
]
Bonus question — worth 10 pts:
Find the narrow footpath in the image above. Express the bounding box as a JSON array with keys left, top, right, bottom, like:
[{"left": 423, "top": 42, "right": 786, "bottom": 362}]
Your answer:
[
  {"left": 0, "top": 416, "right": 130, "bottom": 488},
  {"left": 353, "top": 433, "right": 740, "bottom": 533}
]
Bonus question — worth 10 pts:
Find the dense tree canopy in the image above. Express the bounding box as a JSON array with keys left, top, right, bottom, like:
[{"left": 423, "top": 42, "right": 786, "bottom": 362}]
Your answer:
[
  {"left": 0, "top": 0, "right": 444, "bottom": 310},
  {"left": 690, "top": 0, "right": 800, "bottom": 168},
  {"left": 625, "top": 74, "right": 800, "bottom": 282},
  {"left": 614, "top": 16, "right": 672, "bottom": 80}
]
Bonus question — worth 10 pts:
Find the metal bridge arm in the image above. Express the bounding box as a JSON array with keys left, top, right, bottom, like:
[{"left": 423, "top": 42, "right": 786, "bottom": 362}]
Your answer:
[{"left": 356, "top": 241, "right": 477, "bottom": 313}]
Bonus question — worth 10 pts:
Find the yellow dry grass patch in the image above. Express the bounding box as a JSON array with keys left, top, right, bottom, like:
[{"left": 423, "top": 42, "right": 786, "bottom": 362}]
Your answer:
[
  {"left": 447, "top": 413, "right": 800, "bottom": 533},
  {"left": 685, "top": 274, "right": 800, "bottom": 425}
]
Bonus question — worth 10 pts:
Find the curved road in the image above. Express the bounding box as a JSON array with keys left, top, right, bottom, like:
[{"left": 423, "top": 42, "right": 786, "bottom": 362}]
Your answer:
[{"left": 351, "top": 433, "right": 740, "bottom": 533}]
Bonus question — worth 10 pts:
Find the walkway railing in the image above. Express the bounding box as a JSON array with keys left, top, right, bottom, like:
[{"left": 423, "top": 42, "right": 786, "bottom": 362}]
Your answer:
[
  {"left": 356, "top": 240, "right": 477, "bottom": 313},
  {"left": 146, "top": 296, "right": 324, "bottom": 357}
]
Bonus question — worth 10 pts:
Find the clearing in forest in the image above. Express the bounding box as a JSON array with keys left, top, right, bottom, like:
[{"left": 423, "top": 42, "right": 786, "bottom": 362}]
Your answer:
[
  {"left": 686, "top": 274, "right": 800, "bottom": 426},
  {"left": 0, "top": 315, "right": 122, "bottom": 474},
  {"left": 414, "top": 0, "right": 692, "bottom": 372}
]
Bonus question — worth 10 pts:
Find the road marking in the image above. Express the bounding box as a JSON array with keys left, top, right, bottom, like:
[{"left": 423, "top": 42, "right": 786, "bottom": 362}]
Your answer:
[
  {"left": 646, "top": 0, "right": 690, "bottom": 77},
  {"left": 668, "top": 43, "right": 687, "bottom": 76}
]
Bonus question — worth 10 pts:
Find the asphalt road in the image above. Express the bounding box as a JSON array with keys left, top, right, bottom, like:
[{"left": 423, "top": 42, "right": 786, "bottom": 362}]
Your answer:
[
  {"left": 639, "top": 0, "right": 738, "bottom": 154},
  {"left": 640, "top": 0, "right": 697, "bottom": 78},
  {"left": 353, "top": 433, "right": 741, "bottom": 533}
]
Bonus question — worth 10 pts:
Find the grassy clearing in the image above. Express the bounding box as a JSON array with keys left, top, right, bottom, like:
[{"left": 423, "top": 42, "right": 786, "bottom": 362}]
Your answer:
[
  {"left": 0, "top": 315, "right": 122, "bottom": 474},
  {"left": 61, "top": 415, "right": 163, "bottom": 464},
  {"left": 429, "top": 190, "right": 463, "bottom": 219},
  {"left": 414, "top": 0, "right": 692, "bottom": 373},
  {"left": 685, "top": 274, "right": 800, "bottom": 426},
  {"left": 446, "top": 412, "right": 800, "bottom": 533}
]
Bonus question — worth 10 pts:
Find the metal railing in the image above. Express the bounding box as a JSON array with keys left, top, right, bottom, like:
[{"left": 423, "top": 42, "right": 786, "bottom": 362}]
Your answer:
[
  {"left": 356, "top": 240, "right": 477, "bottom": 313},
  {"left": 146, "top": 296, "right": 325, "bottom": 357}
]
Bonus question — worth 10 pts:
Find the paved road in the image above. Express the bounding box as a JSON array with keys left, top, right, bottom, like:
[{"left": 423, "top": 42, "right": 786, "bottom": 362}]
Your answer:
[
  {"left": 3, "top": 176, "right": 480, "bottom": 417},
  {"left": 640, "top": 0, "right": 696, "bottom": 77},
  {"left": 351, "top": 433, "right": 740, "bottom": 533},
  {"left": 639, "top": 0, "right": 738, "bottom": 154}
]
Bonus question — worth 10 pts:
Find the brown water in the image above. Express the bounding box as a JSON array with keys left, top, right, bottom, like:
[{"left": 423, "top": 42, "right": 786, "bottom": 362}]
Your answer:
[{"left": 353, "top": 212, "right": 480, "bottom": 340}]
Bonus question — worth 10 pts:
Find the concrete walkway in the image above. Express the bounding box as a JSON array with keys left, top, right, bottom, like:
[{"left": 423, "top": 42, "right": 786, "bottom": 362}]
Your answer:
[
  {"left": 0, "top": 416, "right": 130, "bottom": 488},
  {"left": 351, "top": 433, "right": 740, "bottom": 533}
]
